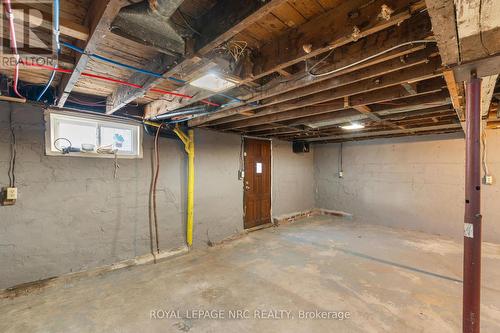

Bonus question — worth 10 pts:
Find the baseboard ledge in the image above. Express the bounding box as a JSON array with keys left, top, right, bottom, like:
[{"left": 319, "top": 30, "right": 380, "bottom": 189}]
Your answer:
[
  {"left": 1, "top": 246, "right": 189, "bottom": 299},
  {"left": 272, "top": 208, "right": 352, "bottom": 225}
]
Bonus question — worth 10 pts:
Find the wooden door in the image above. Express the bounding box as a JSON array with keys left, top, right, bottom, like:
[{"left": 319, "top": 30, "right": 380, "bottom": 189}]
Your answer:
[{"left": 244, "top": 138, "right": 271, "bottom": 229}]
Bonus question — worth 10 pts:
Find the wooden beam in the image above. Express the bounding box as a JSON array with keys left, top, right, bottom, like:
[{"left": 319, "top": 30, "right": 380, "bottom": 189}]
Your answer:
[
  {"left": 455, "top": 0, "right": 500, "bottom": 63},
  {"left": 214, "top": 79, "right": 446, "bottom": 131},
  {"left": 302, "top": 123, "right": 462, "bottom": 142},
  {"left": 202, "top": 46, "right": 437, "bottom": 127},
  {"left": 106, "top": 0, "right": 289, "bottom": 115},
  {"left": 167, "top": 0, "right": 424, "bottom": 119},
  {"left": 213, "top": 59, "right": 443, "bottom": 130},
  {"left": 424, "top": 0, "right": 460, "bottom": 65},
  {"left": 401, "top": 82, "right": 418, "bottom": 95},
  {"left": 193, "top": 0, "right": 289, "bottom": 55},
  {"left": 452, "top": 54, "right": 500, "bottom": 82},
  {"left": 56, "top": 0, "right": 128, "bottom": 107},
  {"left": 251, "top": 0, "right": 415, "bottom": 80},
  {"left": 15, "top": 3, "right": 89, "bottom": 41},
  {"left": 352, "top": 104, "right": 406, "bottom": 129},
  {"left": 284, "top": 93, "right": 451, "bottom": 128},
  {"left": 276, "top": 69, "right": 292, "bottom": 77},
  {"left": 189, "top": 15, "right": 433, "bottom": 126}
]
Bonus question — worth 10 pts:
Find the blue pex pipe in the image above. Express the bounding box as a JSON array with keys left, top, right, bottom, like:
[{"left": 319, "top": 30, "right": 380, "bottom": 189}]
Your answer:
[
  {"left": 61, "top": 41, "right": 256, "bottom": 107},
  {"left": 36, "top": 0, "right": 60, "bottom": 101},
  {"left": 62, "top": 42, "right": 165, "bottom": 79}
]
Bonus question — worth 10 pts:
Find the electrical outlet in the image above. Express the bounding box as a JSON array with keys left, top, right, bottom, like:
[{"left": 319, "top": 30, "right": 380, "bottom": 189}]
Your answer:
[
  {"left": 1, "top": 187, "right": 17, "bottom": 206},
  {"left": 483, "top": 175, "right": 494, "bottom": 185},
  {"left": 338, "top": 171, "right": 344, "bottom": 178},
  {"left": 6, "top": 187, "right": 17, "bottom": 200}
]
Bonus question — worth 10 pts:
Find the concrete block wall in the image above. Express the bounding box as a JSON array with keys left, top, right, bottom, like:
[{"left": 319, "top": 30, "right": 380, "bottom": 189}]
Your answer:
[
  {"left": 0, "top": 102, "right": 315, "bottom": 289},
  {"left": 314, "top": 131, "right": 500, "bottom": 243},
  {"left": 272, "top": 140, "right": 315, "bottom": 216}
]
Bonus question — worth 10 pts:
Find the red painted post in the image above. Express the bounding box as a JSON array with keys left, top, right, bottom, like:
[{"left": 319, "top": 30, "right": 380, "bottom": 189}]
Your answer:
[{"left": 463, "top": 72, "right": 482, "bottom": 333}]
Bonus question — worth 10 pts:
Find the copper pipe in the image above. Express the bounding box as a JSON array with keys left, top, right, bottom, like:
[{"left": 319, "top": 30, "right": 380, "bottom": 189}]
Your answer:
[{"left": 463, "top": 72, "right": 482, "bottom": 333}]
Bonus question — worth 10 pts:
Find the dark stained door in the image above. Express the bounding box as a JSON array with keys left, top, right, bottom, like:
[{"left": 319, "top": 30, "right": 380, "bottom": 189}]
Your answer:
[{"left": 244, "top": 138, "right": 271, "bottom": 229}]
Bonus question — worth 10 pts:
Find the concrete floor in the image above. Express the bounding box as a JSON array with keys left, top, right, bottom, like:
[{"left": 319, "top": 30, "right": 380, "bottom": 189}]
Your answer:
[{"left": 1, "top": 216, "right": 500, "bottom": 332}]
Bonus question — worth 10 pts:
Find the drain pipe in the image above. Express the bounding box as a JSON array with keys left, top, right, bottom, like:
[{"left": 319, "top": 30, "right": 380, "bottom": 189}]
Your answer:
[{"left": 173, "top": 125, "right": 195, "bottom": 247}]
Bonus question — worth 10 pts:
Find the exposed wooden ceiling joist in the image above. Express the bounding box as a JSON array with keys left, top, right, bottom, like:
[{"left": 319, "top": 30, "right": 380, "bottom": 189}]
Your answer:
[
  {"left": 105, "top": 0, "right": 290, "bottom": 115},
  {"left": 288, "top": 123, "right": 462, "bottom": 142},
  {"left": 204, "top": 45, "right": 438, "bottom": 127},
  {"left": 188, "top": 13, "right": 433, "bottom": 126},
  {"left": 212, "top": 58, "right": 443, "bottom": 130},
  {"left": 56, "top": 0, "right": 130, "bottom": 107},
  {"left": 157, "top": 0, "right": 424, "bottom": 118}
]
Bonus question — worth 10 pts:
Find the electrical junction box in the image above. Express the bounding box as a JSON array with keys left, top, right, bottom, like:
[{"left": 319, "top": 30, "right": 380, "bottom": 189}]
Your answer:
[
  {"left": 1, "top": 187, "right": 17, "bottom": 206},
  {"left": 6, "top": 187, "right": 17, "bottom": 200},
  {"left": 292, "top": 141, "right": 310, "bottom": 153},
  {"left": 338, "top": 171, "right": 344, "bottom": 178},
  {"left": 484, "top": 175, "right": 494, "bottom": 185}
]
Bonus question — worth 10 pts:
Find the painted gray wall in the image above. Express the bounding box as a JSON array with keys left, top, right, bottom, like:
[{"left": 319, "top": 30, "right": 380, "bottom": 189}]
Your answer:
[
  {"left": 0, "top": 103, "right": 314, "bottom": 288},
  {"left": 272, "top": 140, "right": 315, "bottom": 216},
  {"left": 0, "top": 103, "right": 243, "bottom": 288},
  {"left": 314, "top": 131, "right": 500, "bottom": 243}
]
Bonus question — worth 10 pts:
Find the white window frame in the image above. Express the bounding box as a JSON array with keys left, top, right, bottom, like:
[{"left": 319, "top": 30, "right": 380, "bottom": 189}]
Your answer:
[{"left": 44, "top": 109, "right": 143, "bottom": 159}]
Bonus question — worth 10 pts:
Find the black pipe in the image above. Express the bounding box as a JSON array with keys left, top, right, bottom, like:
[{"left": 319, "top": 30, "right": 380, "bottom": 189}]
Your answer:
[
  {"left": 151, "top": 106, "right": 208, "bottom": 121},
  {"left": 143, "top": 123, "right": 178, "bottom": 140}
]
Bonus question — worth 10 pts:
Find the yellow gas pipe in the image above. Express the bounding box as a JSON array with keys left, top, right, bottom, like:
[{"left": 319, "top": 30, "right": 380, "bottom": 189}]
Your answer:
[
  {"left": 172, "top": 126, "right": 195, "bottom": 248},
  {"left": 144, "top": 121, "right": 195, "bottom": 247}
]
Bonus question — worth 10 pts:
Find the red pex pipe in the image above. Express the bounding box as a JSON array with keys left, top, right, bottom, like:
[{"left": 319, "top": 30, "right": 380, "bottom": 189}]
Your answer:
[
  {"left": 3, "top": 0, "right": 24, "bottom": 99},
  {"left": 19, "top": 61, "right": 220, "bottom": 107}
]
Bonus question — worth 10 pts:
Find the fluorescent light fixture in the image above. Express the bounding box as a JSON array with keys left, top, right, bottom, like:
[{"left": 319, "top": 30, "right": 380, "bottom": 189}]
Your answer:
[
  {"left": 340, "top": 123, "right": 365, "bottom": 130},
  {"left": 189, "top": 73, "right": 236, "bottom": 92}
]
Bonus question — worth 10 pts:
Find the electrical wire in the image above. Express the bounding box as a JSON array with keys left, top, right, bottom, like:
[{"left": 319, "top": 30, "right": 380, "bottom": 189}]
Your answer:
[
  {"left": 8, "top": 104, "right": 16, "bottom": 187},
  {"left": 3, "top": 0, "right": 24, "bottom": 99},
  {"left": 176, "top": 8, "right": 201, "bottom": 36},
  {"left": 338, "top": 142, "right": 343, "bottom": 178},
  {"left": 37, "top": 0, "right": 60, "bottom": 101},
  {"left": 308, "top": 40, "right": 437, "bottom": 77},
  {"left": 152, "top": 124, "right": 163, "bottom": 255},
  {"left": 481, "top": 125, "right": 490, "bottom": 177},
  {"left": 19, "top": 60, "right": 221, "bottom": 106},
  {"left": 61, "top": 41, "right": 246, "bottom": 107},
  {"left": 61, "top": 42, "right": 237, "bottom": 107}
]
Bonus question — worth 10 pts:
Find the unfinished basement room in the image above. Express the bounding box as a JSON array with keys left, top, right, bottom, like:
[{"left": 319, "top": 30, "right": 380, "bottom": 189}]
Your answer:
[{"left": 1, "top": 0, "right": 500, "bottom": 332}]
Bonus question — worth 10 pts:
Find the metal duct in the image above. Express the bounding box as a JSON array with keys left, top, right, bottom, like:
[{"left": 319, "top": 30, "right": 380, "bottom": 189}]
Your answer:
[{"left": 111, "top": 0, "right": 186, "bottom": 56}]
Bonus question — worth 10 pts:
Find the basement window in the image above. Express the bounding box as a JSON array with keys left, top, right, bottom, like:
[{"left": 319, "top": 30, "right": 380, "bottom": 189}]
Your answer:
[{"left": 45, "top": 110, "right": 143, "bottom": 158}]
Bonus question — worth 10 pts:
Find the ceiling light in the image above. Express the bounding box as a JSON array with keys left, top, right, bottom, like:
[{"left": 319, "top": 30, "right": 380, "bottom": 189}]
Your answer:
[
  {"left": 340, "top": 123, "right": 365, "bottom": 130},
  {"left": 189, "top": 73, "right": 236, "bottom": 92}
]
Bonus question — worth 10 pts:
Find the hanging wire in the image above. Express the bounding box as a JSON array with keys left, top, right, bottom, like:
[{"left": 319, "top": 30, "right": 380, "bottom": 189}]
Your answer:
[
  {"left": 152, "top": 124, "right": 163, "bottom": 254},
  {"left": 481, "top": 124, "right": 490, "bottom": 177},
  {"left": 8, "top": 104, "right": 16, "bottom": 187},
  {"left": 308, "top": 40, "right": 437, "bottom": 77}
]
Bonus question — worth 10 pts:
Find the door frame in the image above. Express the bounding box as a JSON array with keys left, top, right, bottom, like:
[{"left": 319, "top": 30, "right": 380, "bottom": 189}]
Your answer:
[{"left": 242, "top": 136, "right": 273, "bottom": 229}]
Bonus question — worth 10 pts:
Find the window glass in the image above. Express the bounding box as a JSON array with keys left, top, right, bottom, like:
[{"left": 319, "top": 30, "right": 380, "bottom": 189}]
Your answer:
[
  {"left": 57, "top": 120, "right": 97, "bottom": 149},
  {"left": 100, "top": 126, "right": 133, "bottom": 152},
  {"left": 47, "top": 112, "right": 142, "bottom": 158}
]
